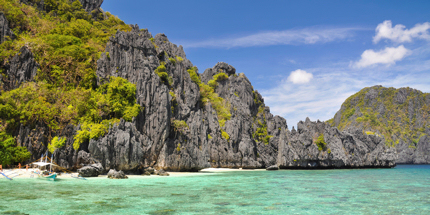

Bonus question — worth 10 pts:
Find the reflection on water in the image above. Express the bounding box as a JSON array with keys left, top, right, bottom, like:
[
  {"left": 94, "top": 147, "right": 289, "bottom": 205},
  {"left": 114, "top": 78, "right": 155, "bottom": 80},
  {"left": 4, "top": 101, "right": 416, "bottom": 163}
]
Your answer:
[{"left": 0, "top": 165, "right": 429, "bottom": 214}]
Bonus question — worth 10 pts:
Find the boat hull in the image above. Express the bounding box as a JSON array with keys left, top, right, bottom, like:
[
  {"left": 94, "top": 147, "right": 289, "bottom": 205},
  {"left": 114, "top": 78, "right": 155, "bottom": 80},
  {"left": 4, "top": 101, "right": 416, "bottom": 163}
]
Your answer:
[{"left": 38, "top": 173, "right": 57, "bottom": 181}]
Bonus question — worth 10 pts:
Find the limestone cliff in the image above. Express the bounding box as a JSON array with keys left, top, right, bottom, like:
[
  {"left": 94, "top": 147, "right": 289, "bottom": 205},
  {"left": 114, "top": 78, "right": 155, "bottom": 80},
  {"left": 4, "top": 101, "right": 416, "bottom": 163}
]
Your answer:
[
  {"left": 0, "top": 12, "right": 14, "bottom": 44},
  {"left": 329, "top": 85, "right": 430, "bottom": 164},
  {"left": 1, "top": 1, "right": 397, "bottom": 171},
  {"left": 50, "top": 25, "right": 395, "bottom": 172}
]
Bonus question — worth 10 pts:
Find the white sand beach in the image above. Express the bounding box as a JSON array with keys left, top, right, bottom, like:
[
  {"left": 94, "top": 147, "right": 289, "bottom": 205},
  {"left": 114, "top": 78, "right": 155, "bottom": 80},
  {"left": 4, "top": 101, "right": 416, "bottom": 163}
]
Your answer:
[{"left": 0, "top": 167, "right": 267, "bottom": 180}]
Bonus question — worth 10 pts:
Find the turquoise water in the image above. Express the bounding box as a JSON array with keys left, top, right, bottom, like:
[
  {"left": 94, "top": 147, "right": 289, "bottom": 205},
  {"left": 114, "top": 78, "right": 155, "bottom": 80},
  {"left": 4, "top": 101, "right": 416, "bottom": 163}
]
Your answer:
[{"left": 1, "top": 165, "right": 429, "bottom": 214}]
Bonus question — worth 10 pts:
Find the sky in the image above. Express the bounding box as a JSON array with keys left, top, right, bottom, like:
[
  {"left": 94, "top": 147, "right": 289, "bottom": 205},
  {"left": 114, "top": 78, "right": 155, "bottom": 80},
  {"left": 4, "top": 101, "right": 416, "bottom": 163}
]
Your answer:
[{"left": 101, "top": 0, "right": 430, "bottom": 128}]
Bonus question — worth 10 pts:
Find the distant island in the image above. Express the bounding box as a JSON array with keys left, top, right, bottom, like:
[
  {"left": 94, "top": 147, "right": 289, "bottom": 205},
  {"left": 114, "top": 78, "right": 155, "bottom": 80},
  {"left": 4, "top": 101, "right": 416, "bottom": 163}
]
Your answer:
[{"left": 1, "top": 0, "right": 428, "bottom": 175}]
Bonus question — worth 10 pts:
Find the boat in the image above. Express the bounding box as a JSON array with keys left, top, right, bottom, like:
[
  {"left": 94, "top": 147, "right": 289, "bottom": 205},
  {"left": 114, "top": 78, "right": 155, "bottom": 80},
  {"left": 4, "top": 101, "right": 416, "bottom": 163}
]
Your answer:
[{"left": 32, "top": 154, "right": 58, "bottom": 181}]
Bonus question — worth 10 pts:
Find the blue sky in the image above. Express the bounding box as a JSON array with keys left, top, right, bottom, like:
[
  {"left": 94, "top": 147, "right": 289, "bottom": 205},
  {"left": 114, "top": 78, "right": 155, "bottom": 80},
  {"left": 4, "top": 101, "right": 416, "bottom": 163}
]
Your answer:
[{"left": 102, "top": 0, "right": 430, "bottom": 128}]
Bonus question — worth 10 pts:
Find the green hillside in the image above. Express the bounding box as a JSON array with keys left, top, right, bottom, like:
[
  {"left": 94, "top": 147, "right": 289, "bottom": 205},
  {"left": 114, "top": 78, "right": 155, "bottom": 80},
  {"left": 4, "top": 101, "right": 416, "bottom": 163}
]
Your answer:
[
  {"left": 328, "top": 85, "right": 430, "bottom": 148},
  {"left": 0, "top": 0, "right": 138, "bottom": 164}
]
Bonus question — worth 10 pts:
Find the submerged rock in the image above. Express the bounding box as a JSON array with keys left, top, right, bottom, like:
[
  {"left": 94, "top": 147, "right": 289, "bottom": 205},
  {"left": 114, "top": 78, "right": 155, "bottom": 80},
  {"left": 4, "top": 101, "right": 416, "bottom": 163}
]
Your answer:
[{"left": 107, "top": 169, "right": 128, "bottom": 179}]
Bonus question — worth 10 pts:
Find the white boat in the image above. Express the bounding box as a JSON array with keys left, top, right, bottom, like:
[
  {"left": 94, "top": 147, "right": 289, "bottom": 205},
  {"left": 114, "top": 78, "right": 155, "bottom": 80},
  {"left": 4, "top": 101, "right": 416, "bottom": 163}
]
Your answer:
[{"left": 32, "top": 154, "right": 58, "bottom": 181}]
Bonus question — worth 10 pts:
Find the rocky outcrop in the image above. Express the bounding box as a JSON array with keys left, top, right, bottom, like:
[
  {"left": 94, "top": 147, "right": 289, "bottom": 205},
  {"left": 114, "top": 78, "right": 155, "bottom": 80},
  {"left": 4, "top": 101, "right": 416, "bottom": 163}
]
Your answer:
[
  {"left": 279, "top": 118, "right": 396, "bottom": 169},
  {"left": 331, "top": 85, "right": 430, "bottom": 164},
  {"left": 77, "top": 163, "right": 103, "bottom": 177},
  {"left": 42, "top": 25, "right": 396, "bottom": 172},
  {"left": 0, "top": 12, "right": 15, "bottom": 44},
  {"left": 79, "top": 0, "right": 104, "bottom": 13},
  {"left": 396, "top": 134, "right": 430, "bottom": 164},
  {"left": 9, "top": 11, "right": 398, "bottom": 170},
  {"left": 142, "top": 167, "right": 154, "bottom": 175},
  {"left": 107, "top": 169, "right": 128, "bottom": 179},
  {"left": 155, "top": 169, "right": 169, "bottom": 176},
  {"left": 89, "top": 25, "right": 285, "bottom": 171},
  {"left": 19, "top": 0, "right": 45, "bottom": 11},
  {"left": 17, "top": 122, "right": 83, "bottom": 169},
  {"left": 1, "top": 46, "right": 39, "bottom": 91},
  {"left": 20, "top": 0, "right": 103, "bottom": 14},
  {"left": 266, "top": 165, "right": 279, "bottom": 170}
]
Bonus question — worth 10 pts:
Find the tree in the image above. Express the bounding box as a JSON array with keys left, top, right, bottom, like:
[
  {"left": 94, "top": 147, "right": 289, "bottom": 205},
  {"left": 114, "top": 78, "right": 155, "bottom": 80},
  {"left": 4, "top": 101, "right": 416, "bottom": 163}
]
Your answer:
[{"left": 0, "top": 132, "right": 31, "bottom": 165}]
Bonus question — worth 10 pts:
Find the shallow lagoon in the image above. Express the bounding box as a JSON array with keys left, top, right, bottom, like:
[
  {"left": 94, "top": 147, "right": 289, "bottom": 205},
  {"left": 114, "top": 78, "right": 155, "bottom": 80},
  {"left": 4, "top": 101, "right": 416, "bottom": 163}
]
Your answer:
[{"left": 1, "top": 165, "right": 429, "bottom": 214}]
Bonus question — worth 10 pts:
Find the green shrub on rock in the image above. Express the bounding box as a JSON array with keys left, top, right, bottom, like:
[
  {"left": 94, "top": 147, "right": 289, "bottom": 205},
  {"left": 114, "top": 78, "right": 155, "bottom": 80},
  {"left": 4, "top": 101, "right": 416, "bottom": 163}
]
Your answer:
[
  {"left": 213, "top": 72, "right": 228, "bottom": 82},
  {"left": 176, "top": 56, "right": 184, "bottom": 62},
  {"left": 155, "top": 64, "right": 173, "bottom": 85},
  {"left": 315, "top": 134, "right": 327, "bottom": 151},
  {"left": 187, "top": 67, "right": 201, "bottom": 85},
  {"left": 48, "top": 136, "right": 67, "bottom": 153},
  {"left": 168, "top": 57, "right": 176, "bottom": 65},
  {"left": 172, "top": 120, "right": 188, "bottom": 132},
  {"left": 221, "top": 130, "right": 230, "bottom": 141}
]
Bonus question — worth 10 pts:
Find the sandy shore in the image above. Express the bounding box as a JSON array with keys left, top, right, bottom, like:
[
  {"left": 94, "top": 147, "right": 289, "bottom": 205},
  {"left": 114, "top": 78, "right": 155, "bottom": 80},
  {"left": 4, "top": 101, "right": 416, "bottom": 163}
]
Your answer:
[
  {"left": 0, "top": 168, "right": 86, "bottom": 179},
  {"left": 0, "top": 167, "right": 266, "bottom": 179}
]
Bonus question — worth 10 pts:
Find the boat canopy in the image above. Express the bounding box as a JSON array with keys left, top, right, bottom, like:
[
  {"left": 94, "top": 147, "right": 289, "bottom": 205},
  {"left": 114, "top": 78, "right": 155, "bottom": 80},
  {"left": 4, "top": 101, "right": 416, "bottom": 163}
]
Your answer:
[{"left": 33, "top": 162, "right": 57, "bottom": 167}]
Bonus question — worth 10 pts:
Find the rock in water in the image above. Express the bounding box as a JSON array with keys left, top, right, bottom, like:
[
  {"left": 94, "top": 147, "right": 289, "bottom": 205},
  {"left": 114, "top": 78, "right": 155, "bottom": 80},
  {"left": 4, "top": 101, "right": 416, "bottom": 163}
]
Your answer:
[
  {"left": 107, "top": 169, "right": 128, "bottom": 179},
  {"left": 145, "top": 167, "right": 155, "bottom": 174},
  {"left": 77, "top": 163, "right": 103, "bottom": 177},
  {"left": 155, "top": 169, "right": 170, "bottom": 176},
  {"left": 266, "top": 165, "right": 279, "bottom": 170}
]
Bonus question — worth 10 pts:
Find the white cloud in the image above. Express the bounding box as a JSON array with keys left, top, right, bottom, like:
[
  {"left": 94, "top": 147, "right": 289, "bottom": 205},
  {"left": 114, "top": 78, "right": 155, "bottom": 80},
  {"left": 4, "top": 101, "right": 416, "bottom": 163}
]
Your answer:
[
  {"left": 260, "top": 61, "right": 430, "bottom": 129},
  {"left": 287, "top": 69, "right": 313, "bottom": 84},
  {"left": 181, "top": 27, "right": 364, "bottom": 48},
  {"left": 353, "top": 45, "right": 411, "bottom": 68},
  {"left": 373, "top": 20, "right": 430, "bottom": 44}
]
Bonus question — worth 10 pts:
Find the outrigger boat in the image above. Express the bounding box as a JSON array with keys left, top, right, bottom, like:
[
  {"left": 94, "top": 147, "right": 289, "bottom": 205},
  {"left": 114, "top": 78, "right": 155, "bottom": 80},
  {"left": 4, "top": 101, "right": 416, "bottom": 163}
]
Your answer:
[{"left": 32, "top": 154, "right": 58, "bottom": 181}]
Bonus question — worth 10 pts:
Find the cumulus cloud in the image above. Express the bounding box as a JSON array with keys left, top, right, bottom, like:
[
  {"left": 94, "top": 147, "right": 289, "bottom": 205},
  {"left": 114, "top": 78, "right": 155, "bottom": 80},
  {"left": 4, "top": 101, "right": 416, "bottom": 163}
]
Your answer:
[
  {"left": 181, "top": 27, "right": 363, "bottom": 48},
  {"left": 261, "top": 62, "right": 430, "bottom": 129},
  {"left": 287, "top": 69, "right": 313, "bottom": 84},
  {"left": 353, "top": 45, "right": 411, "bottom": 68},
  {"left": 373, "top": 20, "right": 430, "bottom": 44}
]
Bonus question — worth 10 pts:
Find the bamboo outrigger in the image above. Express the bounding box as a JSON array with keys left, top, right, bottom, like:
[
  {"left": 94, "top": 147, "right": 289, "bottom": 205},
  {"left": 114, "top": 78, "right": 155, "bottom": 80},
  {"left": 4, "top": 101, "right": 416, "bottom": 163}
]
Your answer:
[{"left": 31, "top": 154, "right": 57, "bottom": 181}]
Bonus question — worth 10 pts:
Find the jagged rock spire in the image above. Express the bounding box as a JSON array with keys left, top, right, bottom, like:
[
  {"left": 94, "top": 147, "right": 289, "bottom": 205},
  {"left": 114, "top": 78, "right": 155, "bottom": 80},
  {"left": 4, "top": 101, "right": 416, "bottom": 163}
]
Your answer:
[{"left": 0, "top": 12, "right": 15, "bottom": 44}]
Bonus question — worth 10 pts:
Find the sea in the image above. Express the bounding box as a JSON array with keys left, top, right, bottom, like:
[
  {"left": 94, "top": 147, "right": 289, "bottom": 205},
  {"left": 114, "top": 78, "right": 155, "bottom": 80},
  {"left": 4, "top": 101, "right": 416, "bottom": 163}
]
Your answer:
[{"left": 0, "top": 165, "right": 429, "bottom": 214}]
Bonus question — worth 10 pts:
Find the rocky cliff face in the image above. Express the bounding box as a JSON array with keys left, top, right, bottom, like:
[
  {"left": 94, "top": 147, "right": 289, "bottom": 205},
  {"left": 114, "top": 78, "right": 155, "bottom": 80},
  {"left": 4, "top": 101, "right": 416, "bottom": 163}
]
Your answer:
[
  {"left": 20, "top": 0, "right": 103, "bottom": 13},
  {"left": 79, "top": 0, "right": 104, "bottom": 13},
  {"left": 19, "top": 0, "right": 45, "bottom": 11},
  {"left": 0, "top": 13, "right": 38, "bottom": 91},
  {"left": 330, "top": 85, "right": 430, "bottom": 164},
  {"left": 279, "top": 118, "right": 396, "bottom": 168},
  {"left": 1, "top": 46, "right": 38, "bottom": 91},
  {"left": 46, "top": 25, "right": 394, "bottom": 172},
  {"left": 86, "top": 25, "right": 283, "bottom": 171},
  {"left": 3, "top": 2, "right": 397, "bottom": 171},
  {"left": 0, "top": 12, "right": 15, "bottom": 44}
]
